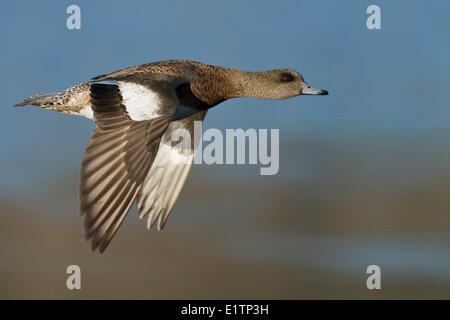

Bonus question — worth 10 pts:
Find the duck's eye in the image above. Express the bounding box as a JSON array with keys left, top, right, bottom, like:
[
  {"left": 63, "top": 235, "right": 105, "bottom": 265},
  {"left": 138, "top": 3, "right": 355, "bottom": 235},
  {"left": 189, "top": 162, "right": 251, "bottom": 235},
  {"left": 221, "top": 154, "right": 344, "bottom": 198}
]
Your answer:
[{"left": 280, "top": 73, "right": 295, "bottom": 82}]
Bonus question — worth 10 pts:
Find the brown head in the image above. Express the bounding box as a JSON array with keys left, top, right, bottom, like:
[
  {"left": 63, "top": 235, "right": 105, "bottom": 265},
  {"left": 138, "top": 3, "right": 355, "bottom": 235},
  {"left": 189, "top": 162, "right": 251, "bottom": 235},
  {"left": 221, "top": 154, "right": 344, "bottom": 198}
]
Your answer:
[{"left": 233, "top": 68, "right": 328, "bottom": 100}]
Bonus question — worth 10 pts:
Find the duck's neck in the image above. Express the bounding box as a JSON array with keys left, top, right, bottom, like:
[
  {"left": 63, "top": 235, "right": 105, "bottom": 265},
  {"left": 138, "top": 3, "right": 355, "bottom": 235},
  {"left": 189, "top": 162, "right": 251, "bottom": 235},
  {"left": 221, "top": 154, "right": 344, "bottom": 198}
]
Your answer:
[
  {"left": 191, "top": 67, "right": 275, "bottom": 106},
  {"left": 231, "top": 69, "right": 280, "bottom": 100}
]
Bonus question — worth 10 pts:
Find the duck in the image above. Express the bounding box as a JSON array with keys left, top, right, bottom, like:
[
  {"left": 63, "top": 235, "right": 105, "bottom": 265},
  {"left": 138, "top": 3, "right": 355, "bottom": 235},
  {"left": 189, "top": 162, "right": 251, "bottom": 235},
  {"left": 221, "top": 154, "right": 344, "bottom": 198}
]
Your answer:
[{"left": 16, "top": 59, "right": 328, "bottom": 253}]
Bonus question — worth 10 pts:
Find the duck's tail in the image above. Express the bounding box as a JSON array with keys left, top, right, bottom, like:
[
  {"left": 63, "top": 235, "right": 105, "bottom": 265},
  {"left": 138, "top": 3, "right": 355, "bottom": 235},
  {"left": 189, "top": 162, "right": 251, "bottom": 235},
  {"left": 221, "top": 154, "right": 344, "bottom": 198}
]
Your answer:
[{"left": 15, "top": 83, "right": 92, "bottom": 118}]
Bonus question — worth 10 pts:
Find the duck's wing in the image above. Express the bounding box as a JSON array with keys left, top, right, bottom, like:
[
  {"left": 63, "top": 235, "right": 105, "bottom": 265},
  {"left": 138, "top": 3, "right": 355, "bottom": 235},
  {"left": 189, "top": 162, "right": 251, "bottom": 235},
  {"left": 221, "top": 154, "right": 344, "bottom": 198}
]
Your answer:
[
  {"left": 136, "top": 111, "right": 207, "bottom": 230},
  {"left": 79, "top": 79, "right": 175, "bottom": 253}
]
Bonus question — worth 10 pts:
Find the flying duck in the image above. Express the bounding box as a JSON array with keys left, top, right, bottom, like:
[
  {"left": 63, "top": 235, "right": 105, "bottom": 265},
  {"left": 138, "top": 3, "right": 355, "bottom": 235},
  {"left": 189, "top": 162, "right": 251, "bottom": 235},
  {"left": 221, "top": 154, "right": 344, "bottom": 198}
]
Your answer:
[{"left": 16, "top": 60, "right": 328, "bottom": 253}]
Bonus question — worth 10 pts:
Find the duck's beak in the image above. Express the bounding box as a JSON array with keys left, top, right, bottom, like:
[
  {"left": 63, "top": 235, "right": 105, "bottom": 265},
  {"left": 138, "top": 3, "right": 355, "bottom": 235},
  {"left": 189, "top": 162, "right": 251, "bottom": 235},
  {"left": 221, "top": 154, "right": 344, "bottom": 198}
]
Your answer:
[{"left": 301, "top": 83, "right": 328, "bottom": 95}]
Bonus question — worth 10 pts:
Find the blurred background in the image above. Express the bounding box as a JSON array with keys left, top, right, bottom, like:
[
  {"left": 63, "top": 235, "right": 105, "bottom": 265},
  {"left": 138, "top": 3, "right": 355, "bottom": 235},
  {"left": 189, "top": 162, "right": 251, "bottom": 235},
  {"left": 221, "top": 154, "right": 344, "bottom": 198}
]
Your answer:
[{"left": 1, "top": 0, "right": 450, "bottom": 299}]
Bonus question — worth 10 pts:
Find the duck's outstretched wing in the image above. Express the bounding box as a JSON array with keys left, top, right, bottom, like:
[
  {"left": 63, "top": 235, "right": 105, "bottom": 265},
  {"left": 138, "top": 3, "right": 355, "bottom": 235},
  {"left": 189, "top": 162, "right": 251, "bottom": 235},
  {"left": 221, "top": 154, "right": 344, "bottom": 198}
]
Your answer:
[
  {"left": 79, "top": 79, "right": 173, "bottom": 253},
  {"left": 136, "top": 111, "right": 207, "bottom": 230}
]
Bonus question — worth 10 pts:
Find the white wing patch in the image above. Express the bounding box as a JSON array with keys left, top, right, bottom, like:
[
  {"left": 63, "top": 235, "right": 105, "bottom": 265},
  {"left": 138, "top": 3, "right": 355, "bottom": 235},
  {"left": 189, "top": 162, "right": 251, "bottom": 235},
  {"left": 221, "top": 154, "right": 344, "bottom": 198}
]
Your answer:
[
  {"left": 118, "top": 81, "right": 162, "bottom": 121},
  {"left": 157, "top": 140, "right": 193, "bottom": 166},
  {"left": 79, "top": 105, "right": 94, "bottom": 119}
]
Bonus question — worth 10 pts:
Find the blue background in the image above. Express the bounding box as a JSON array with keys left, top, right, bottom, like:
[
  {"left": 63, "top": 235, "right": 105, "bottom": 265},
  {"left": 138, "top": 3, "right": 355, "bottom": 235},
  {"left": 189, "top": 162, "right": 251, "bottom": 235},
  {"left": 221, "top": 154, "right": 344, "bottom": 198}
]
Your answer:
[{"left": 1, "top": 1, "right": 450, "bottom": 298}]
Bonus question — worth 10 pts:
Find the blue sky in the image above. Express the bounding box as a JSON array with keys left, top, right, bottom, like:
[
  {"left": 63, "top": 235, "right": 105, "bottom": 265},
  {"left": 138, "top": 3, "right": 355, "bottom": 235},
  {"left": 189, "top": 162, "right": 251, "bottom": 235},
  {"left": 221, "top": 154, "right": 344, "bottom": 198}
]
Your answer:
[{"left": 1, "top": 0, "right": 450, "bottom": 195}]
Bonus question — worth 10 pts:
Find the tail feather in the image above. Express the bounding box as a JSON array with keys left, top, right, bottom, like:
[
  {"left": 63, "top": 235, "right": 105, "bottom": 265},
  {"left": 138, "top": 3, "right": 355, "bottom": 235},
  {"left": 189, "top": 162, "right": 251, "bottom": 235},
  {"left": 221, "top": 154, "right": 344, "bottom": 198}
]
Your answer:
[
  {"left": 15, "top": 93, "right": 64, "bottom": 107},
  {"left": 15, "top": 83, "right": 91, "bottom": 117}
]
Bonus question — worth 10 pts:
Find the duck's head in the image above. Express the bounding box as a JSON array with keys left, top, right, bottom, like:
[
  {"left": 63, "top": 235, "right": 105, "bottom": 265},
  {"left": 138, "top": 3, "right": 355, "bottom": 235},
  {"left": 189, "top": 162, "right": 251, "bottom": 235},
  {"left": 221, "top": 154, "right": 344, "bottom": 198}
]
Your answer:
[
  {"left": 197, "top": 65, "right": 328, "bottom": 104},
  {"left": 259, "top": 68, "right": 328, "bottom": 99}
]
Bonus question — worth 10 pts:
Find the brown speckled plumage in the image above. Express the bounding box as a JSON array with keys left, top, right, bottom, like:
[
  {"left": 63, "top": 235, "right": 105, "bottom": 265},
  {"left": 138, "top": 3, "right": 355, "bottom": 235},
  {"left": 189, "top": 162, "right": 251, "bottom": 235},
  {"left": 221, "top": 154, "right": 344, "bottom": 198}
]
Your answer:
[
  {"left": 15, "top": 82, "right": 90, "bottom": 115},
  {"left": 15, "top": 59, "right": 328, "bottom": 253},
  {"left": 16, "top": 60, "right": 323, "bottom": 113}
]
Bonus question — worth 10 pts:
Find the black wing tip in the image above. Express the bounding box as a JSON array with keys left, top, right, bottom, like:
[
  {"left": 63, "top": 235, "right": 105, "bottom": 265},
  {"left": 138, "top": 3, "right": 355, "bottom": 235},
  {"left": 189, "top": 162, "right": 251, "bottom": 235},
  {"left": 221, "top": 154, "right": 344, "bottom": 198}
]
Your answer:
[
  {"left": 84, "top": 232, "right": 106, "bottom": 254},
  {"left": 82, "top": 216, "right": 106, "bottom": 254}
]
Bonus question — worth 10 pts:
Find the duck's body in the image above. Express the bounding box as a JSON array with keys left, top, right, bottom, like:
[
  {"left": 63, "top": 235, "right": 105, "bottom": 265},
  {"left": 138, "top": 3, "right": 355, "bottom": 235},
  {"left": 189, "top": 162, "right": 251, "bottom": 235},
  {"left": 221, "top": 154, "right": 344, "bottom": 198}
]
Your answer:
[{"left": 16, "top": 60, "right": 328, "bottom": 252}]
